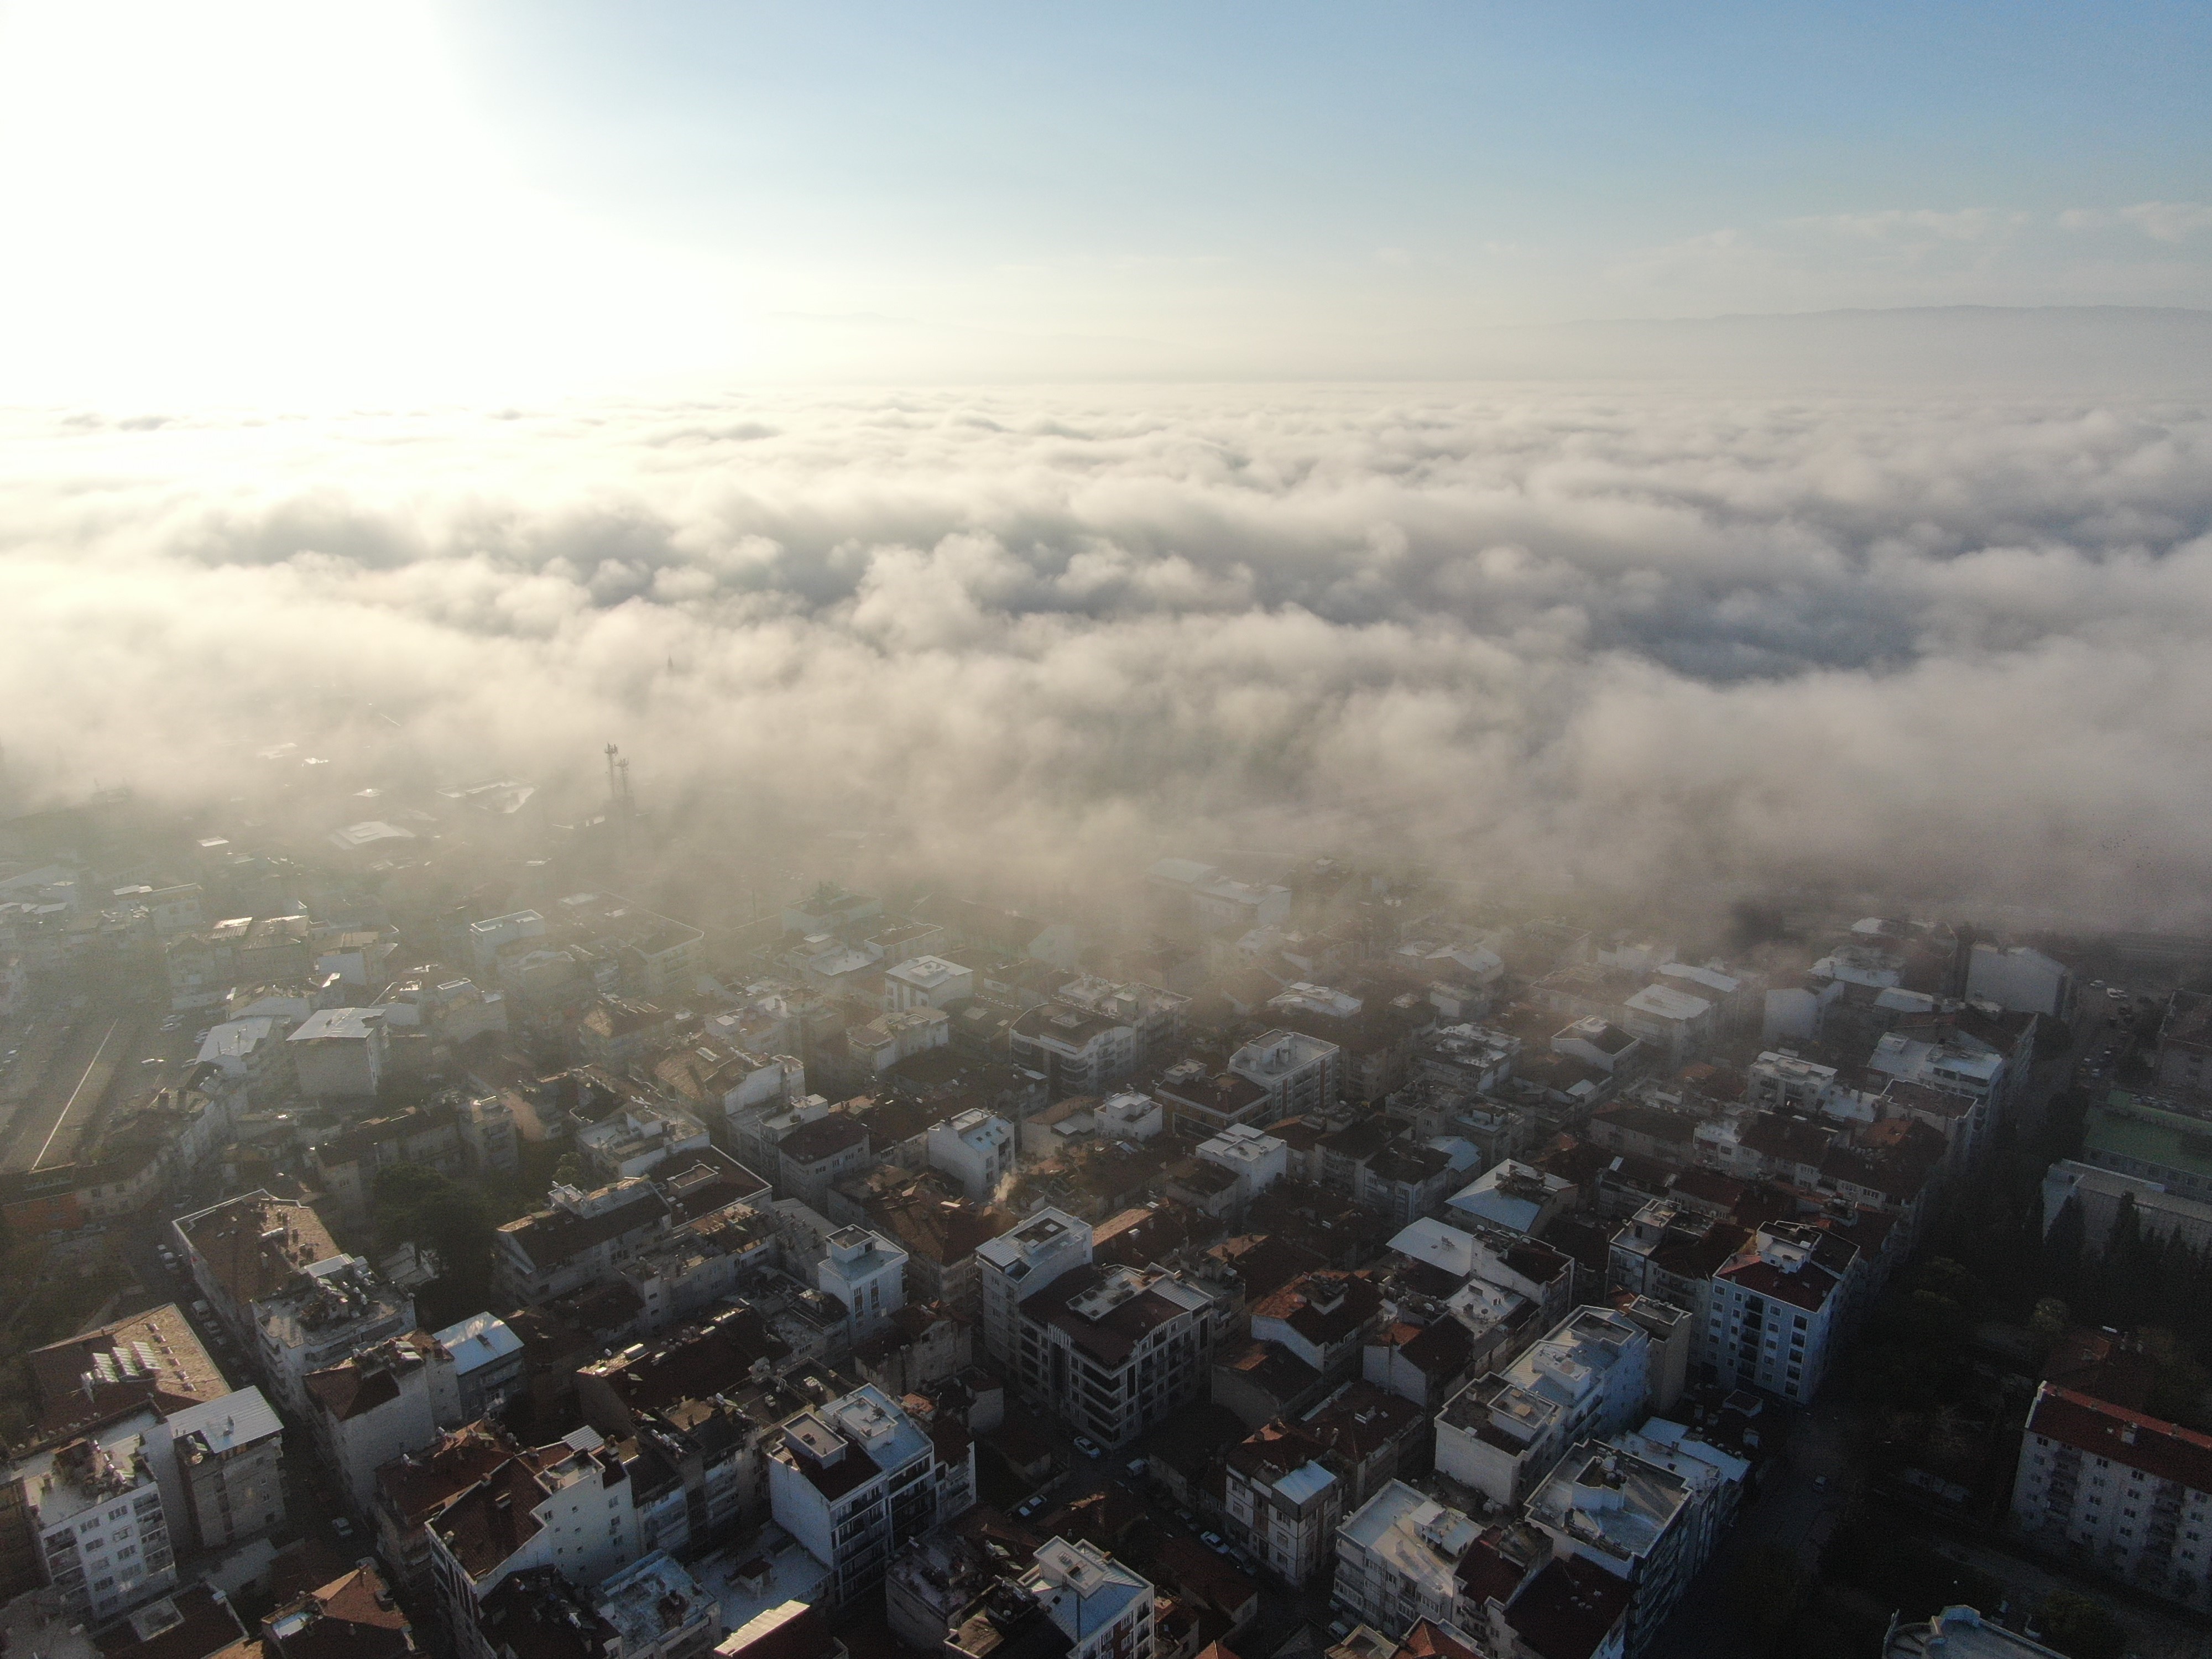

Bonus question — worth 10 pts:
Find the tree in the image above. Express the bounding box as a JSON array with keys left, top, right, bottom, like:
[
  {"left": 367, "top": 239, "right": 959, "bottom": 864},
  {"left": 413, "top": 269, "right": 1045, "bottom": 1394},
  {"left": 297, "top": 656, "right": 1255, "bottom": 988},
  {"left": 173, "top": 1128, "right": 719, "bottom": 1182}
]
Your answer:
[
  {"left": 2036, "top": 1590, "right": 2124, "bottom": 1659},
  {"left": 1724, "top": 1543, "right": 1810, "bottom": 1650},
  {"left": 2029, "top": 1296, "right": 2072, "bottom": 1354},
  {"left": 373, "top": 1163, "right": 494, "bottom": 1325},
  {"left": 552, "top": 1152, "right": 583, "bottom": 1188}
]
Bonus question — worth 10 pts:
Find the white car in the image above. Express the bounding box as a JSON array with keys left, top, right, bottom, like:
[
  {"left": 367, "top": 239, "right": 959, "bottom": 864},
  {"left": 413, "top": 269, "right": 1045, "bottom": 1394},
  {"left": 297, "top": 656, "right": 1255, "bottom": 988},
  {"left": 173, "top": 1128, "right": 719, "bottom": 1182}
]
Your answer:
[{"left": 1072, "top": 1436, "right": 1102, "bottom": 1459}]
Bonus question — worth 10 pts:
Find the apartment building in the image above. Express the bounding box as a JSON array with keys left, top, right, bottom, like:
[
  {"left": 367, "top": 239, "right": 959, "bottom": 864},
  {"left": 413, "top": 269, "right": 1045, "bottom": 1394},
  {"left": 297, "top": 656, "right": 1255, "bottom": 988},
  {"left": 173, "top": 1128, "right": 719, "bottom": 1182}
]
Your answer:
[
  {"left": 17, "top": 1420, "right": 176, "bottom": 1623},
  {"left": 1706, "top": 1223, "right": 1855, "bottom": 1404},
  {"left": 1022, "top": 1537, "right": 1155, "bottom": 1659},
  {"left": 422, "top": 1428, "right": 639, "bottom": 1645},
  {"left": 493, "top": 1179, "right": 671, "bottom": 1306},
  {"left": 1222, "top": 1422, "right": 1342, "bottom": 1585},
  {"left": 164, "top": 1387, "right": 286, "bottom": 1549},
  {"left": 1011, "top": 1005, "right": 1138, "bottom": 1098},
  {"left": 1434, "top": 1307, "right": 1657, "bottom": 1507},
  {"left": 927, "top": 1110, "right": 1016, "bottom": 1202},
  {"left": 1332, "top": 1481, "right": 1480, "bottom": 1636},
  {"left": 767, "top": 1385, "right": 973, "bottom": 1608},
  {"left": 1013, "top": 1265, "right": 1226, "bottom": 1448},
  {"left": 977, "top": 1208, "right": 1092, "bottom": 1367},
  {"left": 306, "top": 1341, "right": 440, "bottom": 1514},
  {"left": 818, "top": 1227, "right": 909, "bottom": 1343},
  {"left": 1525, "top": 1442, "right": 1701, "bottom": 1656},
  {"left": 1230, "top": 1031, "right": 1342, "bottom": 1120},
  {"left": 2009, "top": 1383, "right": 2212, "bottom": 1610}
]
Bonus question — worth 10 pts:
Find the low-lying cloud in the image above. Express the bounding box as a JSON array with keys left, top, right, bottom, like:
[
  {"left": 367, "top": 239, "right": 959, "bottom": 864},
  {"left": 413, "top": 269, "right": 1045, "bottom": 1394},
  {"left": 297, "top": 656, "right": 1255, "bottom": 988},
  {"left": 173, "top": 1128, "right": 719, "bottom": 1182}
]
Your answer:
[{"left": 6, "top": 383, "right": 2212, "bottom": 926}]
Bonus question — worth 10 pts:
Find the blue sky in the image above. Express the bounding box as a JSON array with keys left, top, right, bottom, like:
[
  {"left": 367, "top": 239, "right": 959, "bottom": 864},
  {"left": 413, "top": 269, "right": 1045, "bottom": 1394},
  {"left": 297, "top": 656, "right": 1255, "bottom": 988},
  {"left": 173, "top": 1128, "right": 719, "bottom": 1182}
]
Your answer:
[{"left": 1, "top": 1, "right": 2205, "bottom": 395}]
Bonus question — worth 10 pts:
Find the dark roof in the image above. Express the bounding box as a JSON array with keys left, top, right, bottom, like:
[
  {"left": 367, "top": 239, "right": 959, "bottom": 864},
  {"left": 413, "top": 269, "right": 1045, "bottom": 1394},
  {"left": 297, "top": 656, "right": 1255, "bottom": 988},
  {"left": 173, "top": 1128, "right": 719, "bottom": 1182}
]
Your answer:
[
  {"left": 500, "top": 1188, "right": 669, "bottom": 1270},
  {"left": 375, "top": 1423, "right": 523, "bottom": 1527},
  {"left": 1504, "top": 1556, "right": 1630, "bottom": 1659},
  {"left": 2026, "top": 1382, "right": 2212, "bottom": 1491},
  {"left": 1300, "top": 1381, "right": 1423, "bottom": 1458},
  {"left": 722, "top": 1605, "right": 841, "bottom": 1659},
  {"left": 305, "top": 1357, "right": 406, "bottom": 1422},
  {"left": 95, "top": 1585, "right": 246, "bottom": 1659},
  {"left": 1024, "top": 1265, "right": 1199, "bottom": 1366},
  {"left": 1206, "top": 1234, "right": 1327, "bottom": 1302},
  {"left": 1249, "top": 1272, "right": 1382, "bottom": 1347},
  {"left": 779, "top": 1114, "right": 870, "bottom": 1164},
  {"left": 1591, "top": 1104, "right": 1694, "bottom": 1145}
]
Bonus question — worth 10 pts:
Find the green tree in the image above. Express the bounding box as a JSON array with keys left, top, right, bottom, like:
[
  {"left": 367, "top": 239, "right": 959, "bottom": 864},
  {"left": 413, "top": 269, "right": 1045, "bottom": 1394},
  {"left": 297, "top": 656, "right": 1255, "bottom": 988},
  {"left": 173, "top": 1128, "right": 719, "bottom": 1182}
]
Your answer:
[
  {"left": 552, "top": 1152, "right": 583, "bottom": 1188},
  {"left": 1724, "top": 1543, "right": 1810, "bottom": 1650},
  {"left": 2036, "top": 1590, "right": 2124, "bottom": 1659},
  {"left": 373, "top": 1162, "right": 494, "bottom": 1325},
  {"left": 2028, "top": 1296, "right": 2072, "bottom": 1353}
]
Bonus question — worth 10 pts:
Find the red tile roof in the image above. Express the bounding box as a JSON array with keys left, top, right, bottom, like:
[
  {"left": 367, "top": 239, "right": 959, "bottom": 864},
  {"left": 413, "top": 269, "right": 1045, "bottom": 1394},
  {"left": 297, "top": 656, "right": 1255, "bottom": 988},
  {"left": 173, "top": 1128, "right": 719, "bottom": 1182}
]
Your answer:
[{"left": 2026, "top": 1383, "right": 2212, "bottom": 1492}]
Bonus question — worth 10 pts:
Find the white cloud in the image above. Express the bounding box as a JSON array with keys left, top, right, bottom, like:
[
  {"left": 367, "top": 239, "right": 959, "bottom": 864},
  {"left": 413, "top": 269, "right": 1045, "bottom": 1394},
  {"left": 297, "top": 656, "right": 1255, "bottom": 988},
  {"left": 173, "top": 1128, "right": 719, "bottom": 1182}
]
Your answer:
[{"left": 6, "top": 386, "right": 2212, "bottom": 925}]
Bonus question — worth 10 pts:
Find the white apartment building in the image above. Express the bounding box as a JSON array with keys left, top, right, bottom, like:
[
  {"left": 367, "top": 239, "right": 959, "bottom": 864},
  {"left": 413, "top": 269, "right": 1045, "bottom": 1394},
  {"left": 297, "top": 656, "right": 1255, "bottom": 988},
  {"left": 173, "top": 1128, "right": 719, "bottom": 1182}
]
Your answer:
[
  {"left": 1095, "top": 1091, "right": 1164, "bottom": 1141},
  {"left": 164, "top": 1387, "right": 286, "bottom": 1550},
  {"left": 818, "top": 1227, "right": 909, "bottom": 1343},
  {"left": 1866, "top": 1030, "right": 2005, "bottom": 1113},
  {"left": 1021, "top": 1537, "right": 1155, "bottom": 1659},
  {"left": 1146, "top": 859, "right": 1292, "bottom": 933},
  {"left": 174, "top": 1193, "right": 416, "bottom": 1418},
  {"left": 1013, "top": 1264, "right": 1225, "bottom": 1448},
  {"left": 17, "top": 1420, "right": 177, "bottom": 1623},
  {"left": 1230, "top": 1030, "right": 1342, "bottom": 1119},
  {"left": 422, "top": 1313, "right": 526, "bottom": 1428},
  {"left": 424, "top": 1427, "right": 640, "bottom": 1639},
  {"left": 1526, "top": 1442, "right": 1701, "bottom": 1656},
  {"left": 1332, "top": 1481, "right": 1481, "bottom": 1635},
  {"left": 976, "top": 1208, "right": 1092, "bottom": 1367},
  {"left": 926, "top": 1109, "right": 1016, "bottom": 1202},
  {"left": 469, "top": 910, "right": 546, "bottom": 972},
  {"left": 1707, "top": 1222, "right": 1852, "bottom": 1404},
  {"left": 578, "top": 1102, "right": 712, "bottom": 1182},
  {"left": 1197, "top": 1124, "right": 1288, "bottom": 1205},
  {"left": 1434, "top": 1306, "right": 1656, "bottom": 1507},
  {"left": 1053, "top": 977, "right": 1190, "bottom": 1065},
  {"left": 305, "top": 1340, "right": 440, "bottom": 1513},
  {"left": 885, "top": 956, "right": 976, "bottom": 1012},
  {"left": 1010, "top": 1005, "right": 1138, "bottom": 1097},
  {"left": 1618, "top": 984, "right": 1715, "bottom": 1066},
  {"left": 768, "top": 1385, "right": 972, "bottom": 1609},
  {"left": 2009, "top": 1383, "right": 2212, "bottom": 1610},
  {"left": 286, "top": 1007, "right": 390, "bottom": 1098},
  {"left": 1966, "top": 943, "right": 2075, "bottom": 1021},
  {"left": 1223, "top": 1424, "right": 1342, "bottom": 1586}
]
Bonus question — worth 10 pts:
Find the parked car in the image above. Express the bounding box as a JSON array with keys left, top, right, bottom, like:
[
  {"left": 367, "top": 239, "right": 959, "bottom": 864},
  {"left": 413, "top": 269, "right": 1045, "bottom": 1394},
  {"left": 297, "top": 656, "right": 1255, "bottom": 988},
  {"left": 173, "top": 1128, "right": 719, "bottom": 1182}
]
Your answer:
[
  {"left": 1200, "top": 1531, "right": 1222, "bottom": 1548},
  {"left": 1126, "top": 1457, "right": 1147, "bottom": 1479},
  {"left": 1073, "top": 1436, "right": 1102, "bottom": 1460}
]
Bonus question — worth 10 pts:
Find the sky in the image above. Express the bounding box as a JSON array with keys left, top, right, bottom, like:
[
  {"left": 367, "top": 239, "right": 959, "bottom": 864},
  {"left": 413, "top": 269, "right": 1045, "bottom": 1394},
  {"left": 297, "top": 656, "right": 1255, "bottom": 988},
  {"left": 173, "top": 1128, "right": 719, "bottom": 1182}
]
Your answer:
[
  {"left": 1, "top": 1, "right": 2209, "bottom": 398},
  {"left": 2, "top": 7, "right": 2209, "bottom": 930}
]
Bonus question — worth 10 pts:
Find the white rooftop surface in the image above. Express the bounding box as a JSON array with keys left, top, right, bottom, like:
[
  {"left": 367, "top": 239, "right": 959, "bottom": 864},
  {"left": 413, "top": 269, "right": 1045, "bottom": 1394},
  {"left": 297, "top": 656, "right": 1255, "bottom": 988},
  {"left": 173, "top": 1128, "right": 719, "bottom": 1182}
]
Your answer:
[
  {"left": 828, "top": 1384, "right": 933, "bottom": 1473},
  {"left": 695, "top": 1528, "right": 831, "bottom": 1633},
  {"left": 1338, "top": 1481, "right": 1479, "bottom": 1588},
  {"left": 1273, "top": 1460, "right": 1338, "bottom": 1505},
  {"left": 889, "top": 955, "right": 969, "bottom": 988},
  {"left": 1528, "top": 1446, "right": 1691, "bottom": 1564},
  {"left": 1026, "top": 1537, "right": 1150, "bottom": 1639},
  {"left": 197, "top": 1018, "right": 276, "bottom": 1065},
  {"left": 1389, "top": 1217, "right": 1482, "bottom": 1278},
  {"left": 1624, "top": 983, "right": 1713, "bottom": 1021},
  {"left": 596, "top": 1552, "right": 712, "bottom": 1648},
  {"left": 289, "top": 1007, "right": 382, "bottom": 1042},
  {"left": 1615, "top": 1418, "right": 1751, "bottom": 1489},
  {"left": 17, "top": 1412, "right": 161, "bottom": 1527},
  {"left": 1656, "top": 962, "right": 1741, "bottom": 995},
  {"left": 328, "top": 820, "right": 416, "bottom": 850},
  {"left": 164, "top": 1387, "right": 281, "bottom": 1453},
  {"left": 432, "top": 1312, "right": 523, "bottom": 1374},
  {"left": 1147, "top": 858, "right": 1216, "bottom": 887}
]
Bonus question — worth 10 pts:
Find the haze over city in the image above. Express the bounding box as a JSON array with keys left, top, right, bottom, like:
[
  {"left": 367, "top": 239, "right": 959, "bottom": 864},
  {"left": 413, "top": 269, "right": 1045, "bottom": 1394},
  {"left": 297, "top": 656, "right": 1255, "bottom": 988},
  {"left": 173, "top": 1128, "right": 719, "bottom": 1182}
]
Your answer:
[{"left": 2, "top": 9, "right": 2211, "bottom": 1659}]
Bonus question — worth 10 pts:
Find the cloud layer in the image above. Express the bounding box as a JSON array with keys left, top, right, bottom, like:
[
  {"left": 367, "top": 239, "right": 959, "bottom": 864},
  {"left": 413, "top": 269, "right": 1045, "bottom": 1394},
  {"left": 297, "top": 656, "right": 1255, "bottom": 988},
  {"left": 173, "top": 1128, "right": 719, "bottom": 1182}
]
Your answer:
[{"left": 6, "top": 383, "right": 2212, "bottom": 926}]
